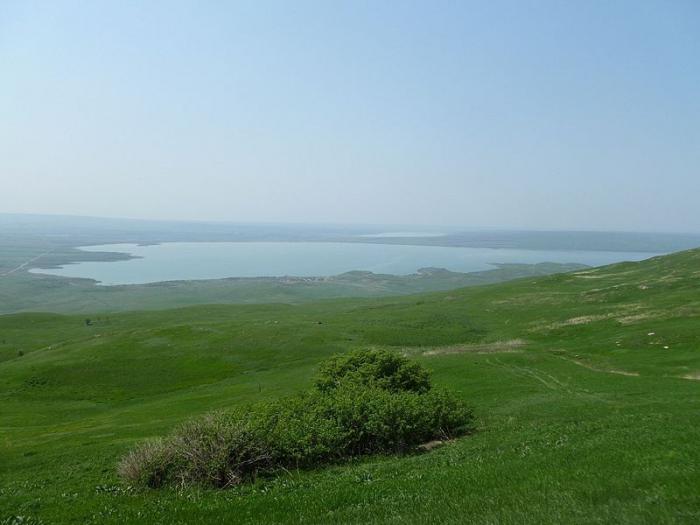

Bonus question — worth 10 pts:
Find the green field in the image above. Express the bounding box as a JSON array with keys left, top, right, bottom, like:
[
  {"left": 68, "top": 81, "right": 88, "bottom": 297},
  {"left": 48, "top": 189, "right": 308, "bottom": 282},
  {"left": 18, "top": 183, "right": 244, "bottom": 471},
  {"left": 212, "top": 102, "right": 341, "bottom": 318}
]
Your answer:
[{"left": 2, "top": 248, "right": 700, "bottom": 523}]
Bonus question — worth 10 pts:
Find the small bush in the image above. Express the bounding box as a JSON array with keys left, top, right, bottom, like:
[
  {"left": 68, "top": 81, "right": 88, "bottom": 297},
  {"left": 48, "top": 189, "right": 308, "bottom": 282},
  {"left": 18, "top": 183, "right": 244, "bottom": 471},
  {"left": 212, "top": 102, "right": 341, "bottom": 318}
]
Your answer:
[
  {"left": 117, "top": 438, "right": 175, "bottom": 488},
  {"left": 119, "top": 350, "right": 473, "bottom": 489},
  {"left": 118, "top": 411, "right": 273, "bottom": 488}
]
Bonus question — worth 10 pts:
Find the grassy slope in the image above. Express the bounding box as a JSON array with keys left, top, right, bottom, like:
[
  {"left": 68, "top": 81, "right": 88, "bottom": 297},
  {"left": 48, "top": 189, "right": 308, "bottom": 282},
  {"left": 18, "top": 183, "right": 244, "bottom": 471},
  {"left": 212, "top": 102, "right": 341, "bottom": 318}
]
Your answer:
[{"left": 1, "top": 249, "right": 700, "bottom": 523}]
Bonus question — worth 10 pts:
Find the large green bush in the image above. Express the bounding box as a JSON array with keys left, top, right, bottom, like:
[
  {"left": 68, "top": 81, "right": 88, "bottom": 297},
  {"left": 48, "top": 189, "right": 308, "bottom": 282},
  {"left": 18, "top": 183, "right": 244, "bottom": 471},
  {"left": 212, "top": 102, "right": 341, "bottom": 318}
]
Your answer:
[{"left": 119, "top": 350, "right": 472, "bottom": 489}]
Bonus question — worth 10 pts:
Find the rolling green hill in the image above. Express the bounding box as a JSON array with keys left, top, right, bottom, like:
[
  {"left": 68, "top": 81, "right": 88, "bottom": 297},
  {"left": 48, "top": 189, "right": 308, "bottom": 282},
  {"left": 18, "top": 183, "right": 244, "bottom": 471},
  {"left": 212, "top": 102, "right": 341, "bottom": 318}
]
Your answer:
[{"left": 2, "top": 249, "right": 700, "bottom": 524}]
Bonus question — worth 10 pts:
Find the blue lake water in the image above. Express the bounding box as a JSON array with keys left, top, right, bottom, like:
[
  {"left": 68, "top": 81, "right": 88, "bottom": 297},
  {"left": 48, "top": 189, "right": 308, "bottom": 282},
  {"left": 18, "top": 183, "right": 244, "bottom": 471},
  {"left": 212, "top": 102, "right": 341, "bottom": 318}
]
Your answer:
[{"left": 30, "top": 242, "right": 661, "bottom": 286}]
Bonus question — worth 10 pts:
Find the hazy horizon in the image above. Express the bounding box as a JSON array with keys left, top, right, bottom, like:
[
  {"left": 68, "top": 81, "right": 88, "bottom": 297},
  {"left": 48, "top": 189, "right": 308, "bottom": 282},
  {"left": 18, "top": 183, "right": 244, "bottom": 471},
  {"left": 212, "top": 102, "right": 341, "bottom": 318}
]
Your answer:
[
  {"left": 2, "top": 1, "right": 698, "bottom": 231},
  {"left": 5, "top": 211, "right": 700, "bottom": 235}
]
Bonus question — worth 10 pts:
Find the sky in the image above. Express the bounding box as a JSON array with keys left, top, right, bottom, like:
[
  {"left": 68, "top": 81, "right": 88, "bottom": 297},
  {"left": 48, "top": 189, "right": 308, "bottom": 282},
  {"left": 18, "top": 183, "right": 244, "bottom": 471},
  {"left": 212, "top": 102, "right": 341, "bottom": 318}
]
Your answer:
[{"left": 1, "top": 1, "right": 698, "bottom": 231}]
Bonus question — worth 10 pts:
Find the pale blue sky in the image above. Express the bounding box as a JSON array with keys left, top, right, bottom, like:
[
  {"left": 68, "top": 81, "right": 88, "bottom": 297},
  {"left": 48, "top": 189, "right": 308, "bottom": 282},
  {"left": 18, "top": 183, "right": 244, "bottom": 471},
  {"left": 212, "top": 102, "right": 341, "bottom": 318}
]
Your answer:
[{"left": 1, "top": 1, "right": 698, "bottom": 231}]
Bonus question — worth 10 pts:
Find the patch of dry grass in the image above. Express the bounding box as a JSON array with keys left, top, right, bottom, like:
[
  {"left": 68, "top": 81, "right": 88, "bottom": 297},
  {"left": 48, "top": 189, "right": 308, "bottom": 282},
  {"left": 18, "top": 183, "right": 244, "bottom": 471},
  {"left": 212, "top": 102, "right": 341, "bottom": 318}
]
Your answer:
[{"left": 411, "top": 339, "right": 527, "bottom": 356}]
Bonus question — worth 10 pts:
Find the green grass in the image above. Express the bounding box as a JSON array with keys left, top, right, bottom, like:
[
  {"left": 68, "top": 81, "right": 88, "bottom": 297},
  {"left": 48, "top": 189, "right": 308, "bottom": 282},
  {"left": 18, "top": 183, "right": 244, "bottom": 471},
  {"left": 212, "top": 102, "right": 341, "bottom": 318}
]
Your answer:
[{"left": 1, "top": 249, "right": 700, "bottom": 523}]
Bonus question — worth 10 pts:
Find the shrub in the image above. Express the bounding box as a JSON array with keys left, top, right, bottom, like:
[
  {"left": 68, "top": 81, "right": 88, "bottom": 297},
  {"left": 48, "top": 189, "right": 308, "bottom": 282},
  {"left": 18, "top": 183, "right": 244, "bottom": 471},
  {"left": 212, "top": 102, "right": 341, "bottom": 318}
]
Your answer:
[
  {"left": 314, "top": 348, "right": 431, "bottom": 393},
  {"left": 119, "top": 411, "right": 273, "bottom": 488},
  {"left": 119, "top": 350, "right": 473, "bottom": 489},
  {"left": 262, "top": 384, "right": 470, "bottom": 465},
  {"left": 164, "top": 411, "right": 272, "bottom": 488},
  {"left": 297, "top": 382, "right": 471, "bottom": 457},
  {"left": 117, "top": 438, "right": 175, "bottom": 488}
]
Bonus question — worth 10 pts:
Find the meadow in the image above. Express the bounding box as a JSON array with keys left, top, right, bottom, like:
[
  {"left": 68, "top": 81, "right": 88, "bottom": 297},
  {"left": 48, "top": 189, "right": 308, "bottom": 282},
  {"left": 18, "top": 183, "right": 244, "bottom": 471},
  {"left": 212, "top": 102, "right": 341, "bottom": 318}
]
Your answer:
[{"left": 1, "top": 248, "right": 700, "bottom": 523}]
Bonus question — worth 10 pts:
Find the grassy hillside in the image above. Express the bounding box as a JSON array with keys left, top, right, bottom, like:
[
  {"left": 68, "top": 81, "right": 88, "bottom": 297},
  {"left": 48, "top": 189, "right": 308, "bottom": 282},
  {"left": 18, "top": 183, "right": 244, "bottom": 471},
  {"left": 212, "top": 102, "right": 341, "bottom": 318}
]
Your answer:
[{"left": 1, "top": 249, "right": 700, "bottom": 523}]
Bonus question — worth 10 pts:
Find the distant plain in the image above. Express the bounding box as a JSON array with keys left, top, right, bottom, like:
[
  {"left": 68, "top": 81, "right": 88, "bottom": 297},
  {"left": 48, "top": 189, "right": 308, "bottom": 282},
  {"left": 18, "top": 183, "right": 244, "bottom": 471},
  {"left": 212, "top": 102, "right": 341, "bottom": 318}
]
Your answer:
[{"left": 3, "top": 214, "right": 696, "bottom": 314}]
